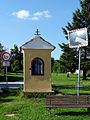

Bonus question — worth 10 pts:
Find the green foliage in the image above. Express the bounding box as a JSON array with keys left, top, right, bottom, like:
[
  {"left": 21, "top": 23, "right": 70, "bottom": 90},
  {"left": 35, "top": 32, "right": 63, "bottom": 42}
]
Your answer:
[
  {"left": 59, "top": 43, "right": 78, "bottom": 73},
  {"left": 1, "top": 87, "right": 9, "bottom": 94},
  {"left": 62, "top": 0, "right": 90, "bottom": 79},
  {"left": 11, "top": 45, "right": 23, "bottom": 72},
  {"left": 52, "top": 60, "right": 67, "bottom": 73},
  {"left": 53, "top": 62, "right": 60, "bottom": 73},
  {"left": 51, "top": 57, "right": 55, "bottom": 72},
  {"left": 87, "top": 73, "right": 90, "bottom": 77},
  {"left": 81, "top": 61, "right": 90, "bottom": 70},
  {"left": 0, "top": 43, "right": 4, "bottom": 73},
  {"left": 23, "top": 92, "right": 53, "bottom": 98},
  {"left": 11, "top": 60, "right": 19, "bottom": 72}
]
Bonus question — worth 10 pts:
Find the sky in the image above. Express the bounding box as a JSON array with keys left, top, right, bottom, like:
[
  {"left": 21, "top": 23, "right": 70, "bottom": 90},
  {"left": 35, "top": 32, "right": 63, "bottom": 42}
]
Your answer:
[{"left": 0, "top": 0, "right": 81, "bottom": 59}]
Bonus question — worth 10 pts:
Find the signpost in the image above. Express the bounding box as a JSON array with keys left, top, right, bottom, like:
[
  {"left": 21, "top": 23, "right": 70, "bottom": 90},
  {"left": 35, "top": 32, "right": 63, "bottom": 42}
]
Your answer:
[
  {"left": 2, "top": 52, "right": 11, "bottom": 86},
  {"left": 68, "top": 28, "right": 88, "bottom": 96}
]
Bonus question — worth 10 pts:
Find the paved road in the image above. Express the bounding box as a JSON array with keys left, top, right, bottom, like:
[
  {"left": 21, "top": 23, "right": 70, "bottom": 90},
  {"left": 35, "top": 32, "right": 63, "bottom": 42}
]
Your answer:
[{"left": 0, "top": 80, "right": 24, "bottom": 89}]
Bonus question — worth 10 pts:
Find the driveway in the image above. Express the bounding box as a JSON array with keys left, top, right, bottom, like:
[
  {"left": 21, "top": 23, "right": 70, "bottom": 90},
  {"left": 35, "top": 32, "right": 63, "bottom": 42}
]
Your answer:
[{"left": 0, "top": 80, "right": 24, "bottom": 89}]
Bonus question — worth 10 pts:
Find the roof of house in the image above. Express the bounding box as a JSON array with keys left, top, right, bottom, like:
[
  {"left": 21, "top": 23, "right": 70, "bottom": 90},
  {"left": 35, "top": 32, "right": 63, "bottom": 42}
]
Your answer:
[{"left": 20, "top": 36, "right": 56, "bottom": 51}]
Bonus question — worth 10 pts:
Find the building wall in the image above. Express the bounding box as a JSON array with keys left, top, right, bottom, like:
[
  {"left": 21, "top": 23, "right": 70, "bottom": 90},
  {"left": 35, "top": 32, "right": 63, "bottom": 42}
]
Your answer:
[{"left": 23, "top": 49, "right": 52, "bottom": 92}]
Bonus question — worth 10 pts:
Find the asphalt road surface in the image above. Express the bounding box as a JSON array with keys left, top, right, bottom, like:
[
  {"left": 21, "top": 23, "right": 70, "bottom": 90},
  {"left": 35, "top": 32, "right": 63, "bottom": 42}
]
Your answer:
[{"left": 0, "top": 80, "right": 24, "bottom": 89}]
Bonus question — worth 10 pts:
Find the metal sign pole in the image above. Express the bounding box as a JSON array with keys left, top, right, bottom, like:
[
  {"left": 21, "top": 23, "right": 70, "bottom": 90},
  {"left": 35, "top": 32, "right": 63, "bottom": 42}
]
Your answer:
[
  {"left": 68, "top": 28, "right": 88, "bottom": 96},
  {"left": 2, "top": 52, "right": 11, "bottom": 88},
  {"left": 78, "top": 47, "right": 81, "bottom": 96},
  {"left": 6, "top": 66, "right": 8, "bottom": 87}
]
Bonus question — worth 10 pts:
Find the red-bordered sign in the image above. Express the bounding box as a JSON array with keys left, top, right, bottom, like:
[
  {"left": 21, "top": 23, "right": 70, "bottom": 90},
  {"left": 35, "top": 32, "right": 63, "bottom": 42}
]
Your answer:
[
  {"left": 68, "top": 28, "right": 88, "bottom": 48},
  {"left": 2, "top": 52, "right": 11, "bottom": 61}
]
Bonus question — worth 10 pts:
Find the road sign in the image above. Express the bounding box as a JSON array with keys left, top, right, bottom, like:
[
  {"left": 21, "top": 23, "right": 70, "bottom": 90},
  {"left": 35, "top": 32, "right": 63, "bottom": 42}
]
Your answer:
[
  {"left": 68, "top": 28, "right": 88, "bottom": 96},
  {"left": 2, "top": 52, "right": 11, "bottom": 61},
  {"left": 3, "top": 61, "right": 10, "bottom": 67},
  {"left": 2, "top": 52, "right": 11, "bottom": 88},
  {"left": 68, "top": 28, "right": 88, "bottom": 48}
]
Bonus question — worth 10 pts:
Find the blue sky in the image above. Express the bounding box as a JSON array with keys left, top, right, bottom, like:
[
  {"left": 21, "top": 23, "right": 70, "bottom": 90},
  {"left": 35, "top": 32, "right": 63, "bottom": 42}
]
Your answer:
[{"left": 0, "top": 0, "right": 80, "bottom": 59}]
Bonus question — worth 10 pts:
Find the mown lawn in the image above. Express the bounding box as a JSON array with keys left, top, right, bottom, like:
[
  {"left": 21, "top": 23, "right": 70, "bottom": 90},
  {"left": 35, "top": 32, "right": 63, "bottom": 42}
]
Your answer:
[
  {"left": 0, "top": 73, "right": 90, "bottom": 120},
  {"left": 52, "top": 73, "right": 90, "bottom": 95},
  {"left": 0, "top": 72, "right": 23, "bottom": 82}
]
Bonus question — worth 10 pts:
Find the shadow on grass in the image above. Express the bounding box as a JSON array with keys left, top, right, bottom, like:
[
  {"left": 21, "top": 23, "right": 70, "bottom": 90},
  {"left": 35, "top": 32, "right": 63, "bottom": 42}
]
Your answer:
[
  {"left": 0, "top": 76, "right": 23, "bottom": 82},
  {"left": 0, "top": 89, "right": 20, "bottom": 104},
  {"left": 81, "top": 86, "right": 90, "bottom": 91},
  {"left": 52, "top": 85, "right": 90, "bottom": 95},
  {"left": 82, "top": 78, "right": 90, "bottom": 81},
  {"left": 52, "top": 85, "right": 75, "bottom": 90},
  {"left": 52, "top": 85, "right": 76, "bottom": 95},
  {"left": 0, "top": 98, "right": 13, "bottom": 104},
  {"left": 55, "top": 112, "right": 87, "bottom": 116}
]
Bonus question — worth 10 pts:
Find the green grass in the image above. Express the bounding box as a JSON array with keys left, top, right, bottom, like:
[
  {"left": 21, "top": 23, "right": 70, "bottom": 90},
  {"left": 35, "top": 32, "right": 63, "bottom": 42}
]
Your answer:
[
  {"left": 0, "top": 73, "right": 90, "bottom": 120},
  {"left": 0, "top": 72, "right": 23, "bottom": 82},
  {"left": 52, "top": 73, "right": 90, "bottom": 95}
]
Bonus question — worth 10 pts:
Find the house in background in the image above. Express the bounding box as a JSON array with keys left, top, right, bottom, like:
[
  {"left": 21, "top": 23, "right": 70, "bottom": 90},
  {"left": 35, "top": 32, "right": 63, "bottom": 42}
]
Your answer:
[
  {"left": 20, "top": 34, "right": 55, "bottom": 93},
  {"left": 74, "top": 70, "right": 83, "bottom": 75}
]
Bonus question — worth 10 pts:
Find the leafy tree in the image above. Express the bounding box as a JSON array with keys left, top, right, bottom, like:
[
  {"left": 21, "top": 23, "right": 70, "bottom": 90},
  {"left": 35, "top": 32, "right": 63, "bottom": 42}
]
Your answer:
[
  {"left": 11, "top": 60, "right": 19, "bottom": 73},
  {"left": 51, "top": 57, "right": 55, "bottom": 72},
  {"left": 0, "top": 43, "right": 4, "bottom": 73},
  {"left": 53, "top": 62, "right": 60, "bottom": 73},
  {"left": 59, "top": 43, "right": 78, "bottom": 73},
  {"left": 11, "top": 45, "right": 23, "bottom": 72},
  {"left": 62, "top": 0, "right": 90, "bottom": 79}
]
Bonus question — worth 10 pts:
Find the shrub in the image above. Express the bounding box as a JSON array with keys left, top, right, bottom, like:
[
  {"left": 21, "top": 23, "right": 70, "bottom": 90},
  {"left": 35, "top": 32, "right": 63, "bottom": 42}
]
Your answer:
[{"left": 87, "top": 73, "right": 90, "bottom": 77}]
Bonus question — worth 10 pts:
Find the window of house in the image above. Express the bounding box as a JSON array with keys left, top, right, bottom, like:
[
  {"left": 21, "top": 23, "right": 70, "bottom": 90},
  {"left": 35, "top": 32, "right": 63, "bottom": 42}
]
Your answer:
[{"left": 31, "top": 58, "right": 44, "bottom": 75}]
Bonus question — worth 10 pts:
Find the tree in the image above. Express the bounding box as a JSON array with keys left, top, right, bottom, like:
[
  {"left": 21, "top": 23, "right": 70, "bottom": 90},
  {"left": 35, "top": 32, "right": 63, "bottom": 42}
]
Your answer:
[
  {"left": 62, "top": 0, "right": 90, "bottom": 79},
  {"left": 52, "top": 62, "right": 60, "bottom": 73},
  {"left": 11, "top": 60, "right": 19, "bottom": 73},
  {"left": 11, "top": 45, "right": 23, "bottom": 72},
  {"left": 0, "top": 43, "right": 4, "bottom": 73},
  {"left": 51, "top": 57, "right": 55, "bottom": 72},
  {"left": 59, "top": 43, "right": 78, "bottom": 73}
]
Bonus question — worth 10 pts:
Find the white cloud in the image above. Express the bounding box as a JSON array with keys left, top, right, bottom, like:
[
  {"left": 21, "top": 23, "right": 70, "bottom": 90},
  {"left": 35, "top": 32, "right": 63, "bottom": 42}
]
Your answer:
[
  {"left": 33, "top": 10, "right": 51, "bottom": 18},
  {"left": 30, "top": 17, "right": 39, "bottom": 20},
  {"left": 43, "top": 11, "right": 51, "bottom": 18},
  {"left": 34, "top": 12, "right": 43, "bottom": 16},
  {"left": 12, "top": 10, "right": 30, "bottom": 19},
  {"left": 12, "top": 10, "right": 51, "bottom": 20}
]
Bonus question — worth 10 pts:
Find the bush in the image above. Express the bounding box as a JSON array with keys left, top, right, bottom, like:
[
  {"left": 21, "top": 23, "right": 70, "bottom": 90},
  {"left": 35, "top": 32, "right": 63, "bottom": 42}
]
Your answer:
[
  {"left": 87, "top": 73, "right": 90, "bottom": 77},
  {"left": 1, "top": 87, "right": 9, "bottom": 93},
  {"left": 23, "top": 92, "right": 54, "bottom": 98}
]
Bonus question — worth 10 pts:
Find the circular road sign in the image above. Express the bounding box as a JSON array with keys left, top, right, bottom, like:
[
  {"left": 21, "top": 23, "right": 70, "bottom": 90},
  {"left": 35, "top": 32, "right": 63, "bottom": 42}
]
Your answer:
[{"left": 2, "top": 52, "right": 11, "bottom": 61}]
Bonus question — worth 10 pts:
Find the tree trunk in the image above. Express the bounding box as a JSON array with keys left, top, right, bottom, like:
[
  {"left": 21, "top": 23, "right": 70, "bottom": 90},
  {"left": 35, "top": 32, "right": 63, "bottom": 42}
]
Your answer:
[{"left": 83, "top": 68, "right": 86, "bottom": 80}]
